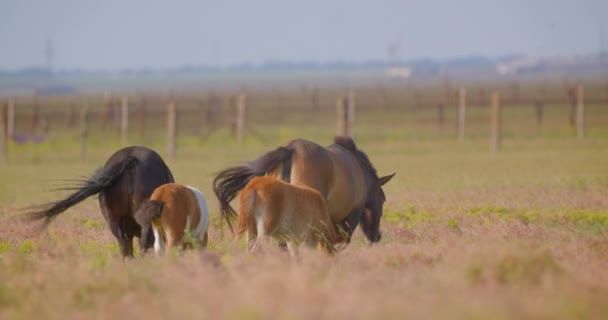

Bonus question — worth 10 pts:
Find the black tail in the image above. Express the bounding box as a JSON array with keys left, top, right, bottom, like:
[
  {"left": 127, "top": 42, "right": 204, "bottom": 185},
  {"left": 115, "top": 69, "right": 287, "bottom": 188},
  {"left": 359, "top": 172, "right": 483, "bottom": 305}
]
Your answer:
[
  {"left": 133, "top": 200, "right": 164, "bottom": 227},
  {"left": 213, "top": 146, "right": 293, "bottom": 232},
  {"left": 24, "top": 156, "right": 137, "bottom": 225},
  {"left": 133, "top": 200, "right": 164, "bottom": 252}
]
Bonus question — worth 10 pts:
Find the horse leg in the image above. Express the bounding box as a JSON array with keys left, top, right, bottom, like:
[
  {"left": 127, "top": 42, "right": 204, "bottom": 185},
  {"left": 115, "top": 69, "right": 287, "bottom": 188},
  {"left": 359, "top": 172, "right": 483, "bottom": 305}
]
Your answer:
[
  {"left": 108, "top": 218, "right": 133, "bottom": 258},
  {"left": 152, "top": 225, "right": 165, "bottom": 255},
  {"left": 337, "top": 208, "right": 363, "bottom": 244},
  {"left": 252, "top": 234, "right": 270, "bottom": 254},
  {"left": 100, "top": 196, "right": 133, "bottom": 258},
  {"left": 285, "top": 241, "right": 300, "bottom": 260},
  {"left": 245, "top": 222, "right": 257, "bottom": 253},
  {"left": 200, "top": 231, "right": 209, "bottom": 248}
]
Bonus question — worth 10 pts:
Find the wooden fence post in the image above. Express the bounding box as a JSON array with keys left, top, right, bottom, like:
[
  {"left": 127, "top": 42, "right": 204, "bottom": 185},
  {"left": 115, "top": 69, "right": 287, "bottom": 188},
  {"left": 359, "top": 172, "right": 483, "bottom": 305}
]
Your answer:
[
  {"left": 80, "top": 99, "right": 89, "bottom": 162},
  {"left": 511, "top": 80, "right": 520, "bottom": 104},
  {"left": 437, "top": 103, "right": 445, "bottom": 129},
  {"left": 310, "top": 86, "right": 319, "bottom": 112},
  {"left": 535, "top": 100, "right": 544, "bottom": 127},
  {"left": 198, "top": 100, "right": 207, "bottom": 135},
  {"left": 120, "top": 97, "right": 128, "bottom": 145},
  {"left": 414, "top": 88, "right": 422, "bottom": 109},
  {"left": 276, "top": 92, "right": 284, "bottom": 122},
  {"left": 567, "top": 87, "right": 576, "bottom": 127},
  {"left": 458, "top": 88, "right": 466, "bottom": 141},
  {"left": 576, "top": 84, "right": 584, "bottom": 140},
  {"left": 347, "top": 89, "right": 356, "bottom": 138},
  {"left": 535, "top": 83, "right": 546, "bottom": 127},
  {"left": 167, "top": 99, "right": 177, "bottom": 160},
  {"left": 7, "top": 99, "right": 14, "bottom": 138},
  {"left": 376, "top": 83, "right": 387, "bottom": 110},
  {"left": 101, "top": 92, "right": 111, "bottom": 130},
  {"left": 30, "top": 95, "right": 40, "bottom": 132},
  {"left": 137, "top": 97, "right": 146, "bottom": 137},
  {"left": 0, "top": 102, "right": 7, "bottom": 163},
  {"left": 66, "top": 103, "right": 76, "bottom": 128},
  {"left": 336, "top": 96, "right": 346, "bottom": 136},
  {"left": 491, "top": 92, "right": 501, "bottom": 153},
  {"left": 236, "top": 92, "right": 246, "bottom": 144}
]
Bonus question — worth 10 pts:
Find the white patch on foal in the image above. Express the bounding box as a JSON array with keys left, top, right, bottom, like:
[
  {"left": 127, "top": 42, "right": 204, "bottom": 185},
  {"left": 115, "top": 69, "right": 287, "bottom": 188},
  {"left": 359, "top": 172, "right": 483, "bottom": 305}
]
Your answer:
[
  {"left": 186, "top": 185, "right": 209, "bottom": 243},
  {"left": 153, "top": 226, "right": 164, "bottom": 254}
]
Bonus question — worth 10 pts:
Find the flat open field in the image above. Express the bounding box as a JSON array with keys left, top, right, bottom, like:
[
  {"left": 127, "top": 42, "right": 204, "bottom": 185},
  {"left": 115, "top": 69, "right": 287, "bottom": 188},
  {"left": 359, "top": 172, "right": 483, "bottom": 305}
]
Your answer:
[{"left": 1, "top": 86, "right": 607, "bottom": 319}]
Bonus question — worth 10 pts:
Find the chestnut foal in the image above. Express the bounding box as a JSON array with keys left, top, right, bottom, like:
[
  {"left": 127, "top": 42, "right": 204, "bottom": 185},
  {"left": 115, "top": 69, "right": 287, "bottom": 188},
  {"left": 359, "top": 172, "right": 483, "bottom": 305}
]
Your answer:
[
  {"left": 134, "top": 183, "right": 209, "bottom": 254},
  {"left": 236, "top": 176, "right": 337, "bottom": 257}
]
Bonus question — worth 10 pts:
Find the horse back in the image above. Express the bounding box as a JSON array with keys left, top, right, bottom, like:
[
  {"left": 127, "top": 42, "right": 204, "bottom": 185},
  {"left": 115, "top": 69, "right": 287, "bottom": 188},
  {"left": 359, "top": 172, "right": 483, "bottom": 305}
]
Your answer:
[
  {"left": 286, "top": 140, "right": 367, "bottom": 223},
  {"left": 102, "top": 147, "right": 174, "bottom": 218}
]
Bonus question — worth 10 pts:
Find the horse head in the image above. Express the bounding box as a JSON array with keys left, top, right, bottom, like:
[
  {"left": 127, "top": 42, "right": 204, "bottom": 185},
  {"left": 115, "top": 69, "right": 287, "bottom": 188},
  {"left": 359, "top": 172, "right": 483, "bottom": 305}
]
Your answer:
[{"left": 361, "top": 173, "right": 395, "bottom": 243}]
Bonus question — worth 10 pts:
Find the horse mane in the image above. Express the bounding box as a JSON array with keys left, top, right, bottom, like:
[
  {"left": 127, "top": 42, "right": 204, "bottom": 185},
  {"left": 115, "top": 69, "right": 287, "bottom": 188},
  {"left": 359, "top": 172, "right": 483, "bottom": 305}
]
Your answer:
[{"left": 333, "top": 136, "right": 379, "bottom": 181}]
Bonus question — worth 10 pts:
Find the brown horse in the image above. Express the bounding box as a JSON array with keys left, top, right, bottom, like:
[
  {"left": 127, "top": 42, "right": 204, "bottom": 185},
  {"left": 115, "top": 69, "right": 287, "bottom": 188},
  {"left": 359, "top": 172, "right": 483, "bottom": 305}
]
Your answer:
[
  {"left": 134, "top": 183, "right": 209, "bottom": 254},
  {"left": 214, "top": 136, "right": 394, "bottom": 244},
  {"left": 236, "top": 176, "right": 337, "bottom": 257},
  {"left": 25, "top": 146, "right": 174, "bottom": 258}
]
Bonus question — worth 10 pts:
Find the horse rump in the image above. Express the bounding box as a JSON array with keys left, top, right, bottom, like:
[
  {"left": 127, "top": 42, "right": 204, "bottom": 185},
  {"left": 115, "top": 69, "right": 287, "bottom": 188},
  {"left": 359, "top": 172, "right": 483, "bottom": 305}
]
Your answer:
[{"left": 235, "top": 186, "right": 256, "bottom": 240}]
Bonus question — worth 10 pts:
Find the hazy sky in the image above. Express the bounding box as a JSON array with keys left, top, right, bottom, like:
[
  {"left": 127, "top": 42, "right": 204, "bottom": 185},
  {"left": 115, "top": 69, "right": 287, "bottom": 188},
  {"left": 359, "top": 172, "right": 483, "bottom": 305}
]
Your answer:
[{"left": 1, "top": 0, "right": 606, "bottom": 70}]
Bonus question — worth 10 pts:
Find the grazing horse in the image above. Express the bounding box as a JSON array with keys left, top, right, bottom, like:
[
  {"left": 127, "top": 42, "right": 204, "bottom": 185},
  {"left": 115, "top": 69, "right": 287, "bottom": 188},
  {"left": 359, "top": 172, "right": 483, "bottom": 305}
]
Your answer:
[
  {"left": 236, "top": 176, "right": 337, "bottom": 257},
  {"left": 25, "top": 146, "right": 174, "bottom": 258},
  {"left": 134, "top": 183, "right": 209, "bottom": 254},
  {"left": 214, "top": 136, "right": 395, "bottom": 244}
]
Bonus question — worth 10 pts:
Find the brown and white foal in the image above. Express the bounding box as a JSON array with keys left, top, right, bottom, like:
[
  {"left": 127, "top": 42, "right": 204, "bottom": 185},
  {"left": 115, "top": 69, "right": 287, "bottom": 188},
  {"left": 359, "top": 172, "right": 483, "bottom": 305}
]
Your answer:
[
  {"left": 236, "top": 176, "right": 337, "bottom": 257},
  {"left": 134, "top": 183, "right": 209, "bottom": 254}
]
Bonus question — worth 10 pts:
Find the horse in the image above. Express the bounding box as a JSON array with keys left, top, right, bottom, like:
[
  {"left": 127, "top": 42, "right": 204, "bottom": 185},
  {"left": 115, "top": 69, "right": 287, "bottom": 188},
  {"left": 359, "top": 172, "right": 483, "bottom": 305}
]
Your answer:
[
  {"left": 24, "top": 146, "right": 174, "bottom": 258},
  {"left": 236, "top": 176, "right": 337, "bottom": 257},
  {"left": 214, "top": 136, "right": 395, "bottom": 245},
  {"left": 134, "top": 183, "right": 209, "bottom": 254}
]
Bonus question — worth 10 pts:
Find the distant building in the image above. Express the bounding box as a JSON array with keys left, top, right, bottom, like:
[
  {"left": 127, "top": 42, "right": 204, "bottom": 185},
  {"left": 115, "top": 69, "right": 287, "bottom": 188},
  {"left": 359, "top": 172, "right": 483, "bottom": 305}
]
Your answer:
[
  {"left": 385, "top": 67, "right": 411, "bottom": 79},
  {"left": 496, "top": 57, "right": 541, "bottom": 75}
]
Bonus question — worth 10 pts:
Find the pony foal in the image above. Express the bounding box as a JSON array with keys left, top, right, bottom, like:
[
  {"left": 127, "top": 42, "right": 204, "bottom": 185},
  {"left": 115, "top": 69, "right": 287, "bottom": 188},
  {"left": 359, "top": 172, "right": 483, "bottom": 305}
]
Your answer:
[
  {"left": 134, "top": 183, "right": 209, "bottom": 254},
  {"left": 236, "top": 176, "right": 337, "bottom": 256}
]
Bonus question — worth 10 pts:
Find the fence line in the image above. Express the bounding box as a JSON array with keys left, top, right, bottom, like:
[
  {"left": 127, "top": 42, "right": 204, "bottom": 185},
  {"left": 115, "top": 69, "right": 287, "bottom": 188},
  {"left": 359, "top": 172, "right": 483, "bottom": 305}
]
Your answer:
[
  {"left": 167, "top": 99, "right": 177, "bottom": 160},
  {"left": 1, "top": 102, "right": 7, "bottom": 163},
  {"left": 121, "top": 97, "right": 128, "bottom": 145},
  {"left": 490, "top": 92, "right": 502, "bottom": 153},
  {"left": 458, "top": 88, "right": 466, "bottom": 141},
  {"left": 0, "top": 83, "right": 604, "bottom": 161},
  {"left": 80, "top": 99, "right": 89, "bottom": 162},
  {"left": 7, "top": 99, "right": 14, "bottom": 138},
  {"left": 236, "top": 92, "right": 246, "bottom": 144},
  {"left": 576, "top": 84, "right": 585, "bottom": 140},
  {"left": 137, "top": 97, "right": 146, "bottom": 137}
]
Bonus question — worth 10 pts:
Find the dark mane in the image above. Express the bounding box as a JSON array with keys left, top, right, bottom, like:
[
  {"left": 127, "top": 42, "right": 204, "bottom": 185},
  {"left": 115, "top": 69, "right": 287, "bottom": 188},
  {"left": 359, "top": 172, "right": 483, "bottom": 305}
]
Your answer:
[{"left": 333, "top": 136, "right": 379, "bottom": 181}]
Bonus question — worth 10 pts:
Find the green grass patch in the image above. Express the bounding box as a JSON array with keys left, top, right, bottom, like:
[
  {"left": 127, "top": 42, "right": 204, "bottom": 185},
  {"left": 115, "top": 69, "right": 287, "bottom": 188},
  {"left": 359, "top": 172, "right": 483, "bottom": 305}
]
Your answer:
[
  {"left": 17, "top": 240, "right": 38, "bottom": 255},
  {"left": 384, "top": 205, "right": 438, "bottom": 227},
  {"left": 0, "top": 241, "right": 12, "bottom": 254}
]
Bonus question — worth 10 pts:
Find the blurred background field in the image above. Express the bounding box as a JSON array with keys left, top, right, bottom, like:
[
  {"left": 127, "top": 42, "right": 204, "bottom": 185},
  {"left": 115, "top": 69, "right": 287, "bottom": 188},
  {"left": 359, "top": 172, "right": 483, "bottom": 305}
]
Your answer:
[
  {"left": 1, "top": 79, "right": 607, "bottom": 319},
  {"left": 1, "top": 1, "right": 608, "bottom": 319}
]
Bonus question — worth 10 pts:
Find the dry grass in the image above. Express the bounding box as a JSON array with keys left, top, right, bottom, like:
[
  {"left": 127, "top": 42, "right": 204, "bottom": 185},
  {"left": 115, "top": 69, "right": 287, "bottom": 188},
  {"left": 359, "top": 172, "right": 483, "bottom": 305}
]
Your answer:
[{"left": 1, "top": 87, "right": 607, "bottom": 319}]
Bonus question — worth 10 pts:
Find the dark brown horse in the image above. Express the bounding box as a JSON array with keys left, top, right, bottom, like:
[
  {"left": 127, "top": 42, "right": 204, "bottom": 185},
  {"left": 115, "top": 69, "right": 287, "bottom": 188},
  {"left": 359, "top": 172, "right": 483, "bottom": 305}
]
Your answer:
[
  {"left": 213, "top": 136, "right": 394, "bottom": 244},
  {"left": 25, "top": 146, "right": 174, "bottom": 257}
]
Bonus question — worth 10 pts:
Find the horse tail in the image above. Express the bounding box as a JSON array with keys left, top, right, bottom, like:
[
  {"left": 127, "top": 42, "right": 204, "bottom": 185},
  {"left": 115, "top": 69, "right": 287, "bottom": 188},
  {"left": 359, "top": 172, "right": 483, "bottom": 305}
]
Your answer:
[
  {"left": 133, "top": 200, "right": 164, "bottom": 251},
  {"left": 213, "top": 146, "right": 292, "bottom": 232},
  {"left": 24, "top": 156, "right": 137, "bottom": 224},
  {"left": 235, "top": 187, "right": 256, "bottom": 240}
]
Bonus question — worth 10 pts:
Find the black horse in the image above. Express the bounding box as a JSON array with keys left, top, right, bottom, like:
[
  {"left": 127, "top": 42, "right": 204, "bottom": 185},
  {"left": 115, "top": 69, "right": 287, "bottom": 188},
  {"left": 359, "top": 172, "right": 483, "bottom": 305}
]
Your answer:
[{"left": 26, "top": 146, "right": 174, "bottom": 257}]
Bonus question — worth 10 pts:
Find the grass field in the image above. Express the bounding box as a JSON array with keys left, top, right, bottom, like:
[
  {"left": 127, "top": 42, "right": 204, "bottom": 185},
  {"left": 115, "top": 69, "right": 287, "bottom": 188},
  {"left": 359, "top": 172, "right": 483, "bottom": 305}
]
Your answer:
[{"left": 1, "top": 88, "right": 607, "bottom": 319}]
